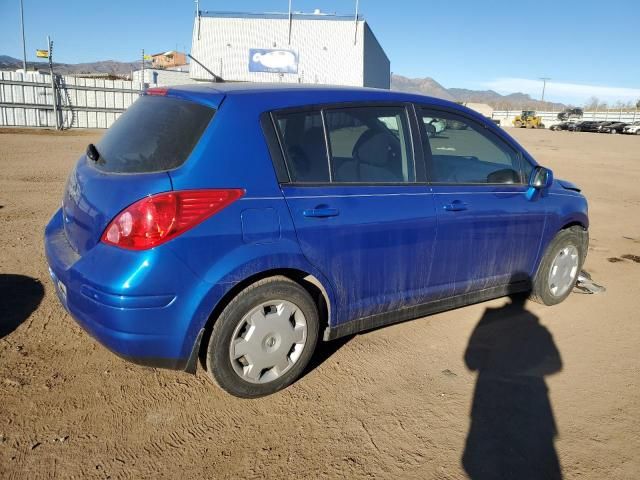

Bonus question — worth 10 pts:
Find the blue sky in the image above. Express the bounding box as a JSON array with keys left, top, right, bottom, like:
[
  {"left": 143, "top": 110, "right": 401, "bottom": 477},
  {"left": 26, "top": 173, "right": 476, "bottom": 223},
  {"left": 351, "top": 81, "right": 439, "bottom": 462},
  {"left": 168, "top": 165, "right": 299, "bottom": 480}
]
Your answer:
[{"left": 1, "top": 0, "right": 639, "bottom": 104}]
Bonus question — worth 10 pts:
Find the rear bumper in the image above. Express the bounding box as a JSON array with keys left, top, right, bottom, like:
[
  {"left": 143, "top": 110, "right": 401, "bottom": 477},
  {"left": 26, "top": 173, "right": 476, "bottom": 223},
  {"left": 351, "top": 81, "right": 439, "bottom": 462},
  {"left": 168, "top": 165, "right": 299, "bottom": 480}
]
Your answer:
[{"left": 44, "top": 209, "right": 217, "bottom": 371}]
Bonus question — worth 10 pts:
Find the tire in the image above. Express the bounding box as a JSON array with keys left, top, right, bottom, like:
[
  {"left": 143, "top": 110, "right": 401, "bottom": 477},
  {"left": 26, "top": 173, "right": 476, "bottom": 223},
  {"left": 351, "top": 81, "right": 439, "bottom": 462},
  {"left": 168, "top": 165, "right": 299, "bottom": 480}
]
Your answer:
[
  {"left": 530, "top": 227, "right": 588, "bottom": 306},
  {"left": 636, "top": 130, "right": 640, "bottom": 135},
  {"left": 610, "top": 129, "right": 616, "bottom": 134},
  {"left": 206, "top": 276, "right": 319, "bottom": 398}
]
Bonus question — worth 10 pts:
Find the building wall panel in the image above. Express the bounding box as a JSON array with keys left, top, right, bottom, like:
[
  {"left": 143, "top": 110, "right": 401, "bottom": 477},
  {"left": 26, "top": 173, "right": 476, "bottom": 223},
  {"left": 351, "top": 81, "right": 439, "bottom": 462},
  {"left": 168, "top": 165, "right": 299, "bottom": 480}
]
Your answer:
[{"left": 190, "top": 14, "right": 389, "bottom": 88}]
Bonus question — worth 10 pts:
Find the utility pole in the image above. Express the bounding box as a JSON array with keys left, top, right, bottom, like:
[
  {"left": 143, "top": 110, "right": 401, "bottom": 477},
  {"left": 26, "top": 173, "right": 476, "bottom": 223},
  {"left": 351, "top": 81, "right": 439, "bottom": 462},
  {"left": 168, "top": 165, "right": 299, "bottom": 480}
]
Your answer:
[
  {"left": 141, "top": 49, "right": 145, "bottom": 92},
  {"left": 48, "top": 36, "right": 60, "bottom": 130},
  {"left": 354, "top": 0, "right": 359, "bottom": 45},
  {"left": 540, "top": 77, "right": 551, "bottom": 103},
  {"left": 195, "top": 0, "right": 201, "bottom": 40},
  {"left": 19, "top": 0, "right": 27, "bottom": 72}
]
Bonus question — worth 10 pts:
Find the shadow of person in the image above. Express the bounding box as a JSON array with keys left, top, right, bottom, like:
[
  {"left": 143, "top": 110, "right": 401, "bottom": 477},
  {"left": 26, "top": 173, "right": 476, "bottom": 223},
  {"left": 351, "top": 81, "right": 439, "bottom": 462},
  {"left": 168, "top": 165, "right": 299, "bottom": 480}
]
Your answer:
[
  {"left": 462, "top": 292, "right": 563, "bottom": 480},
  {"left": 0, "top": 274, "right": 44, "bottom": 338}
]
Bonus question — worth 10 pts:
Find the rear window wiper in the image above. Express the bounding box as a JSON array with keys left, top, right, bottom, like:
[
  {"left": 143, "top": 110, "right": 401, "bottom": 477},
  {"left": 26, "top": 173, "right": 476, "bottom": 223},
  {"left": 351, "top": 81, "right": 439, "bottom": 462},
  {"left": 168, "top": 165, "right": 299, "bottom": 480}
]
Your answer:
[{"left": 86, "top": 143, "right": 101, "bottom": 163}]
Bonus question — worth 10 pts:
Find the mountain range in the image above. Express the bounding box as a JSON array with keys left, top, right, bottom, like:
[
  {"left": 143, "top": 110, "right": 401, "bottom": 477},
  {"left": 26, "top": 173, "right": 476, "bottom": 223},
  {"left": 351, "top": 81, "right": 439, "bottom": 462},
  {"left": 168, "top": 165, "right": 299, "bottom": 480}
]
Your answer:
[
  {"left": 0, "top": 55, "right": 144, "bottom": 76},
  {"left": 0, "top": 55, "right": 563, "bottom": 109},
  {"left": 390, "top": 74, "right": 565, "bottom": 110}
]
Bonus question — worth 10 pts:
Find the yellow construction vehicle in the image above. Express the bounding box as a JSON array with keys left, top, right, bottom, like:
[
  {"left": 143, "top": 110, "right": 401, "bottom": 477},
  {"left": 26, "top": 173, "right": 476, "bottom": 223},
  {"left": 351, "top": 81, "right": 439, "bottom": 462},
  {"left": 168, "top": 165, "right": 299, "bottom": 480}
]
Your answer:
[{"left": 513, "top": 110, "right": 545, "bottom": 128}]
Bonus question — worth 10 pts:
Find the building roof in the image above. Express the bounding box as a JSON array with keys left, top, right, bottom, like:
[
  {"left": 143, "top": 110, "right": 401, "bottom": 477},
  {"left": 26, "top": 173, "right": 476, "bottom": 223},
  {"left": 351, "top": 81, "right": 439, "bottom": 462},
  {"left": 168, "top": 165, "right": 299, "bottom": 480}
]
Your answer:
[
  {"left": 151, "top": 50, "right": 182, "bottom": 57},
  {"left": 200, "top": 10, "right": 364, "bottom": 22}
]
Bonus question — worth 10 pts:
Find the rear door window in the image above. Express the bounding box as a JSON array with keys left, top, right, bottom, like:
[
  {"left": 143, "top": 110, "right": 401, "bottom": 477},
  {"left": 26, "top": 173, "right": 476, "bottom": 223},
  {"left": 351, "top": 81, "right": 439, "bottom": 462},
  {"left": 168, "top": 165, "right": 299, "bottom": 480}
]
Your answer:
[
  {"left": 94, "top": 95, "right": 214, "bottom": 173},
  {"left": 325, "top": 106, "right": 415, "bottom": 183},
  {"left": 273, "top": 111, "right": 330, "bottom": 183}
]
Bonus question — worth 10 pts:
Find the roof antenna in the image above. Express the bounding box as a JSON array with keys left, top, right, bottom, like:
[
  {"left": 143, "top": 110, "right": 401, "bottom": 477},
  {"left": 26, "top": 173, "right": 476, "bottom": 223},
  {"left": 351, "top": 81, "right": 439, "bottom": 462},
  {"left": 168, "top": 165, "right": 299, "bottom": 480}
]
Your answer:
[
  {"left": 353, "top": 0, "right": 359, "bottom": 45},
  {"left": 188, "top": 53, "right": 223, "bottom": 83},
  {"left": 288, "top": 0, "right": 293, "bottom": 45}
]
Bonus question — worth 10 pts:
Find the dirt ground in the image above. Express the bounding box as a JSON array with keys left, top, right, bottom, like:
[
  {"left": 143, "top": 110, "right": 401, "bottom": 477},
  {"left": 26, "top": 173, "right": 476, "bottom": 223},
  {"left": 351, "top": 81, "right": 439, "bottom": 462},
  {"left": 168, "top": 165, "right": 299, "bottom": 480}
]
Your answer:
[{"left": 1, "top": 127, "right": 639, "bottom": 479}]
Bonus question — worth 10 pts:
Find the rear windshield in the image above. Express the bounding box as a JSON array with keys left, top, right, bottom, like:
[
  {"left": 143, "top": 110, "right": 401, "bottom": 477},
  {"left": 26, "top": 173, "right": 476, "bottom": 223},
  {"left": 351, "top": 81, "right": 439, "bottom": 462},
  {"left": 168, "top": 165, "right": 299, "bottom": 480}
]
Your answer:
[{"left": 94, "top": 95, "right": 214, "bottom": 173}]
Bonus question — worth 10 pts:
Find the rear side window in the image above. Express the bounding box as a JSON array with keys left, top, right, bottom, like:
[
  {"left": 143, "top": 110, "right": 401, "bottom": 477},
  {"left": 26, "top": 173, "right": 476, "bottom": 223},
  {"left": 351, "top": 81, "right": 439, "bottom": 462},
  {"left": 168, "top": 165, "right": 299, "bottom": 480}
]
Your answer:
[
  {"left": 273, "top": 111, "right": 330, "bottom": 183},
  {"left": 94, "top": 96, "right": 214, "bottom": 173},
  {"left": 325, "top": 106, "right": 415, "bottom": 183}
]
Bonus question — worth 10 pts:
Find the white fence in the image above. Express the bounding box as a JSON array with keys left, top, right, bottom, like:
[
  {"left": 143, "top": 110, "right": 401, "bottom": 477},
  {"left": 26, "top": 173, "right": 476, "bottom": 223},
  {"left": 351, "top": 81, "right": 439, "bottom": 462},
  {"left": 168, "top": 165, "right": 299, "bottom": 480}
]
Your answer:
[
  {"left": 4, "top": 72, "right": 639, "bottom": 131},
  {"left": 0, "top": 71, "right": 143, "bottom": 129},
  {"left": 493, "top": 109, "right": 640, "bottom": 127}
]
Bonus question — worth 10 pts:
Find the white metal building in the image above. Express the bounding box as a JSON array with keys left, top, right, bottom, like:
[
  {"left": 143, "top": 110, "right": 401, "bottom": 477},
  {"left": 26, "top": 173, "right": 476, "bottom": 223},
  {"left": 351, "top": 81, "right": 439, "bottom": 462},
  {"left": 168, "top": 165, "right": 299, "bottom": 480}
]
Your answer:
[
  {"left": 131, "top": 66, "right": 199, "bottom": 88},
  {"left": 190, "top": 11, "right": 390, "bottom": 88}
]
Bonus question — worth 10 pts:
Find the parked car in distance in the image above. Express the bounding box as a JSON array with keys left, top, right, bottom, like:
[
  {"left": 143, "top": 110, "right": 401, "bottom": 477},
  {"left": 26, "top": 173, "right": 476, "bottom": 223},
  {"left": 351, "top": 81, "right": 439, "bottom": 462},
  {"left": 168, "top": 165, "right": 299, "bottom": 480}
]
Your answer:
[
  {"left": 45, "top": 84, "right": 589, "bottom": 398},
  {"left": 623, "top": 121, "right": 640, "bottom": 134},
  {"left": 599, "top": 122, "right": 628, "bottom": 134},
  {"left": 575, "top": 121, "right": 609, "bottom": 132},
  {"left": 447, "top": 118, "right": 471, "bottom": 129},
  {"left": 557, "top": 107, "right": 584, "bottom": 122},
  {"left": 423, "top": 116, "right": 447, "bottom": 136},
  {"left": 596, "top": 121, "right": 619, "bottom": 132},
  {"left": 549, "top": 122, "right": 577, "bottom": 131}
]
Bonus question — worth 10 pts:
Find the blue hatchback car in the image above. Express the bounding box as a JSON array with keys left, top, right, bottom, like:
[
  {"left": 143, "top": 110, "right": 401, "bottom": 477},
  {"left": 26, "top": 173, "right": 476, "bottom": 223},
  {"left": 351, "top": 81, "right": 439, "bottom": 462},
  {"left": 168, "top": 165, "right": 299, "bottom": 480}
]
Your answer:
[{"left": 45, "top": 84, "right": 588, "bottom": 397}]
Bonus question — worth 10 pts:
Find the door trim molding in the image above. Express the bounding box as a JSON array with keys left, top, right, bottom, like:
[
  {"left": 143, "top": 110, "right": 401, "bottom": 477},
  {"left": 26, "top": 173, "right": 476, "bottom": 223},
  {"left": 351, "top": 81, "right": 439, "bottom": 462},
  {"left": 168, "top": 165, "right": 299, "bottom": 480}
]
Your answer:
[{"left": 323, "top": 281, "right": 531, "bottom": 341}]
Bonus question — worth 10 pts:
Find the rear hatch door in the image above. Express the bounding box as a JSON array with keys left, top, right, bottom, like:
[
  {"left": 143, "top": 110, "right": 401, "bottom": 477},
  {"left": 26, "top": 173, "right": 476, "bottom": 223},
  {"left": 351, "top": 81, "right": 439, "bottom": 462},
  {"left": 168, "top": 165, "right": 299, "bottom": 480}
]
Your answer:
[{"left": 62, "top": 94, "right": 216, "bottom": 255}]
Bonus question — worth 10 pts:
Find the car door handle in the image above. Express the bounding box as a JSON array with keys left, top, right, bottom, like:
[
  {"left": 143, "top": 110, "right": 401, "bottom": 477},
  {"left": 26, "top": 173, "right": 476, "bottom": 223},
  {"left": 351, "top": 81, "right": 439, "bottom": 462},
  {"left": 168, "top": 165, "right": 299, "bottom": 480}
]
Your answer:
[
  {"left": 303, "top": 207, "right": 340, "bottom": 218},
  {"left": 443, "top": 200, "right": 468, "bottom": 212}
]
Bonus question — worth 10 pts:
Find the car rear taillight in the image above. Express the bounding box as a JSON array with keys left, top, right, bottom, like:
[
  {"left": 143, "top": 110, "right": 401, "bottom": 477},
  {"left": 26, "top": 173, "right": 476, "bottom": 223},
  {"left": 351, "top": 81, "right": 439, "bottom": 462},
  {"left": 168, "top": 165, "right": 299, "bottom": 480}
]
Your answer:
[
  {"left": 145, "top": 87, "right": 169, "bottom": 96},
  {"left": 101, "top": 189, "right": 244, "bottom": 250}
]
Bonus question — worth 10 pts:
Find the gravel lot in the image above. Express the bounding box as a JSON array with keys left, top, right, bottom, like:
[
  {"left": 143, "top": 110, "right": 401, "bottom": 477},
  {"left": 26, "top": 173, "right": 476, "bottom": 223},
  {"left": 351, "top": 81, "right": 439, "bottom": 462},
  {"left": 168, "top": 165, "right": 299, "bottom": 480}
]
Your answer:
[{"left": 1, "top": 127, "right": 639, "bottom": 479}]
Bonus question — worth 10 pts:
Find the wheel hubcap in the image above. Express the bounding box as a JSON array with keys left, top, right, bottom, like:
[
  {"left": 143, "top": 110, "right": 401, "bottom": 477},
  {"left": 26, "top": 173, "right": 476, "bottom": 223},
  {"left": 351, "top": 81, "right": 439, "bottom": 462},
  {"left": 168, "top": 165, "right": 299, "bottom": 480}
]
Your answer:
[
  {"left": 229, "top": 300, "right": 307, "bottom": 384},
  {"left": 548, "top": 245, "right": 579, "bottom": 297}
]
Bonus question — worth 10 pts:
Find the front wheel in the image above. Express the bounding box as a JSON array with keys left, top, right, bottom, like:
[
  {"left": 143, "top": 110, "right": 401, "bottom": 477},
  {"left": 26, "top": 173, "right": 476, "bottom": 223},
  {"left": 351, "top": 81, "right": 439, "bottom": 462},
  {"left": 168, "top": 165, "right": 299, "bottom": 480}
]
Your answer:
[
  {"left": 531, "top": 227, "right": 587, "bottom": 306},
  {"left": 206, "top": 276, "right": 319, "bottom": 398}
]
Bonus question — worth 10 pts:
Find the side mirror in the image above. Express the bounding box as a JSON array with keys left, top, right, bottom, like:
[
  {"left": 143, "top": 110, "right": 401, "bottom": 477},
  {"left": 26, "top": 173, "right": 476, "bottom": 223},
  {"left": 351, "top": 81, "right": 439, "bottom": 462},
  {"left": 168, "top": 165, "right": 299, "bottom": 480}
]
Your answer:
[{"left": 529, "top": 166, "right": 553, "bottom": 189}]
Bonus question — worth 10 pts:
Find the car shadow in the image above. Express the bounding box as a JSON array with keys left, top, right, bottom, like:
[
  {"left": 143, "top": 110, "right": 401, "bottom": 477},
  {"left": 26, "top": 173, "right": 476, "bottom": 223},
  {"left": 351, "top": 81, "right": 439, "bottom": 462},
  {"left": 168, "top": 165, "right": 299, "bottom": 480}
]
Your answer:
[
  {"left": 301, "top": 334, "right": 354, "bottom": 380},
  {"left": 0, "top": 274, "right": 44, "bottom": 338},
  {"left": 462, "top": 292, "right": 563, "bottom": 480}
]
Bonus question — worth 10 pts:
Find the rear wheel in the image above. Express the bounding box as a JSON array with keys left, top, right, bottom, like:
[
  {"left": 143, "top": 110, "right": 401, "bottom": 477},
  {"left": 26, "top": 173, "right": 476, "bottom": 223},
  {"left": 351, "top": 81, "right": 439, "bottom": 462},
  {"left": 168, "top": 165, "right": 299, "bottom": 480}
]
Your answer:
[
  {"left": 531, "top": 227, "right": 587, "bottom": 305},
  {"left": 206, "top": 276, "right": 319, "bottom": 398}
]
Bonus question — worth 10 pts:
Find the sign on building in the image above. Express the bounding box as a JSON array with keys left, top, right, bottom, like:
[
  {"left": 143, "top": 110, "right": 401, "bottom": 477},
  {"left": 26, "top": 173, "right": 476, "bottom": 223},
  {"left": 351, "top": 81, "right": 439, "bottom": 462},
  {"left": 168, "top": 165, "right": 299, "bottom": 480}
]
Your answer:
[{"left": 248, "top": 49, "right": 298, "bottom": 74}]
